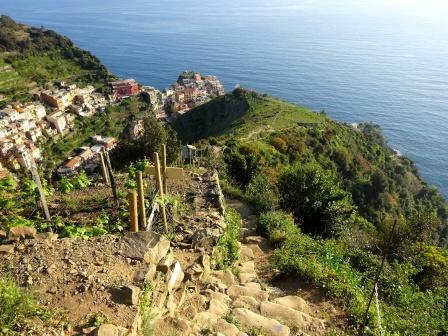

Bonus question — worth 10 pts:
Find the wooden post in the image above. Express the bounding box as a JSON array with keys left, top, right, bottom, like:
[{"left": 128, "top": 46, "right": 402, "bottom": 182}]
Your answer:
[
  {"left": 102, "top": 148, "right": 119, "bottom": 207},
  {"left": 153, "top": 152, "right": 169, "bottom": 234},
  {"left": 30, "top": 163, "right": 51, "bottom": 223},
  {"left": 161, "top": 144, "right": 168, "bottom": 195},
  {"left": 128, "top": 191, "right": 138, "bottom": 232},
  {"left": 136, "top": 171, "right": 147, "bottom": 228},
  {"left": 99, "top": 152, "right": 109, "bottom": 184},
  {"left": 189, "top": 147, "right": 192, "bottom": 167},
  {"left": 357, "top": 219, "right": 398, "bottom": 336}
]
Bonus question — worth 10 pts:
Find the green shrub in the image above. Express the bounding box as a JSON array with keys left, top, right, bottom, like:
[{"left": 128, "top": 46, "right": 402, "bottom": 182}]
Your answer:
[
  {"left": 246, "top": 173, "right": 278, "bottom": 212},
  {"left": 278, "top": 162, "right": 358, "bottom": 237},
  {"left": 257, "top": 211, "right": 298, "bottom": 246},
  {"left": 58, "top": 171, "right": 90, "bottom": 194}
]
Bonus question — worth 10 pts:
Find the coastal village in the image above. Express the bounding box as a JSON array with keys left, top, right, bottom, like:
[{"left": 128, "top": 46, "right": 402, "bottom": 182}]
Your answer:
[{"left": 0, "top": 71, "right": 224, "bottom": 178}]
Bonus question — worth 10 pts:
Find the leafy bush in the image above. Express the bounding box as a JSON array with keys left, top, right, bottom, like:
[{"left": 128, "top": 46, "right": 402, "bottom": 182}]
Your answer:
[
  {"left": 58, "top": 171, "right": 91, "bottom": 194},
  {"left": 257, "top": 211, "right": 297, "bottom": 246},
  {"left": 246, "top": 173, "right": 278, "bottom": 212},
  {"left": 278, "top": 162, "right": 358, "bottom": 237}
]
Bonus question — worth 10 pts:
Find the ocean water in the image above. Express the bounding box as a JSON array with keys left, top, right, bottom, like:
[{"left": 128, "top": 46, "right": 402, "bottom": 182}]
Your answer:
[{"left": 1, "top": 0, "right": 448, "bottom": 196}]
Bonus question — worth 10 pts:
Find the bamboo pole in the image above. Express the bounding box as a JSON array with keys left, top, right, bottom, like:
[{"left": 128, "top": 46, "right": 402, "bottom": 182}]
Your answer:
[
  {"left": 30, "top": 162, "right": 51, "bottom": 222},
  {"left": 153, "top": 152, "right": 168, "bottom": 234},
  {"left": 99, "top": 152, "right": 109, "bottom": 184},
  {"left": 102, "top": 148, "right": 119, "bottom": 207},
  {"left": 137, "top": 171, "right": 146, "bottom": 228},
  {"left": 128, "top": 190, "right": 138, "bottom": 232},
  {"left": 162, "top": 144, "right": 168, "bottom": 195}
]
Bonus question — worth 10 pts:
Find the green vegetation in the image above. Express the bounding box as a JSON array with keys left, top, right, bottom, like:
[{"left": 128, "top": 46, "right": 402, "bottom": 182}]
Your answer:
[
  {"left": 212, "top": 207, "right": 242, "bottom": 269},
  {"left": 0, "top": 15, "right": 113, "bottom": 102},
  {"left": 112, "top": 110, "right": 181, "bottom": 170},
  {"left": 173, "top": 87, "right": 324, "bottom": 143},
  {"left": 58, "top": 171, "right": 91, "bottom": 193},
  {"left": 0, "top": 276, "right": 52, "bottom": 335},
  {"left": 176, "top": 88, "right": 448, "bottom": 334}
]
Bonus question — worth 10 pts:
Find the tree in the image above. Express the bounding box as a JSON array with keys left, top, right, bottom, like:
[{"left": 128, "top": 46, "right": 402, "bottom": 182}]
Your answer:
[
  {"left": 278, "top": 162, "right": 357, "bottom": 237},
  {"left": 112, "top": 114, "right": 180, "bottom": 168}
]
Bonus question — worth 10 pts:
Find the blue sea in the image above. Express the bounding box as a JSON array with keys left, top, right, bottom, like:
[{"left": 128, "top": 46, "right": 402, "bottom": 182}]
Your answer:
[{"left": 2, "top": 0, "right": 448, "bottom": 196}]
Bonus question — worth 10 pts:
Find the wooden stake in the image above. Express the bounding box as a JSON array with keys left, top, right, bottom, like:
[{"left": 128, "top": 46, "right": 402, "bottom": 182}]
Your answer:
[
  {"left": 137, "top": 171, "right": 147, "bottom": 228},
  {"left": 162, "top": 144, "right": 168, "bottom": 195},
  {"left": 153, "top": 152, "right": 168, "bottom": 234},
  {"left": 102, "top": 148, "right": 119, "bottom": 207},
  {"left": 30, "top": 163, "right": 51, "bottom": 222},
  {"left": 357, "top": 219, "right": 398, "bottom": 336},
  {"left": 128, "top": 190, "right": 138, "bottom": 232},
  {"left": 99, "top": 152, "right": 109, "bottom": 184}
]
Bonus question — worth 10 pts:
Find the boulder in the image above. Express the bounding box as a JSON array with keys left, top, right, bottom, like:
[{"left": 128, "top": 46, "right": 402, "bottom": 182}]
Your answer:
[
  {"left": 191, "top": 226, "right": 222, "bottom": 249},
  {"left": 157, "top": 253, "right": 174, "bottom": 273},
  {"left": 93, "top": 324, "right": 128, "bottom": 336},
  {"left": 260, "top": 301, "right": 324, "bottom": 331},
  {"left": 8, "top": 226, "right": 37, "bottom": 240},
  {"left": 121, "top": 231, "right": 170, "bottom": 264},
  {"left": 228, "top": 285, "right": 268, "bottom": 302},
  {"left": 185, "top": 263, "right": 203, "bottom": 281},
  {"left": 35, "top": 232, "right": 58, "bottom": 241},
  {"left": 133, "top": 264, "right": 157, "bottom": 283},
  {"left": 0, "top": 230, "right": 6, "bottom": 239},
  {"left": 232, "top": 308, "right": 290, "bottom": 336},
  {"left": 212, "top": 269, "right": 235, "bottom": 287},
  {"left": 111, "top": 285, "right": 141, "bottom": 306},
  {"left": 200, "top": 254, "right": 211, "bottom": 280},
  {"left": 0, "top": 244, "right": 14, "bottom": 254}
]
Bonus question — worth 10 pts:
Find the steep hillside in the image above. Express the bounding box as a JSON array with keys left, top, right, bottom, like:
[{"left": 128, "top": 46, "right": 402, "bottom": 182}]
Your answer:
[
  {"left": 173, "top": 87, "right": 324, "bottom": 142},
  {"left": 175, "top": 88, "right": 448, "bottom": 334},
  {"left": 0, "top": 15, "right": 113, "bottom": 102}
]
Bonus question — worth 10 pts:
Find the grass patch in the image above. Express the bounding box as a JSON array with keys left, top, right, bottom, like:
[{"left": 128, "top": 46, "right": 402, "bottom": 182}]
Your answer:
[
  {"left": 0, "top": 276, "right": 53, "bottom": 335},
  {"left": 211, "top": 207, "right": 241, "bottom": 269}
]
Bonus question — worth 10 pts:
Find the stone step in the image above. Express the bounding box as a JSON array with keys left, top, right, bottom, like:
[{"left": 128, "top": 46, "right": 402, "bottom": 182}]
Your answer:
[
  {"left": 214, "top": 318, "right": 248, "bottom": 336},
  {"left": 274, "top": 295, "right": 311, "bottom": 315},
  {"left": 231, "top": 295, "right": 260, "bottom": 312},
  {"left": 232, "top": 308, "right": 290, "bottom": 336},
  {"left": 260, "top": 301, "right": 325, "bottom": 332},
  {"left": 228, "top": 285, "right": 268, "bottom": 302},
  {"left": 208, "top": 297, "right": 229, "bottom": 316},
  {"left": 243, "top": 236, "right": 269, "bottom": 249},
  {"left": 237, "top": 272, "right": 257, "bottom": 284},
  {"left": 239, "top": 245, "right": 254, "bottom": 262},
  {"left": 235, "top": 261, "right": 255, "bottom": 274},
  {"left": 242, "top": 282, "right": 261, "bottom": 290},
  {"left": 240, "top": 227, "right": 257, "bottom": 239}
]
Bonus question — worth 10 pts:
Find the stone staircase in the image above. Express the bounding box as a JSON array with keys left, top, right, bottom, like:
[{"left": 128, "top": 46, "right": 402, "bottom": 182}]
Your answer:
[{"left": 149, "top": 196, "right": 327, "bottom": 336}]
